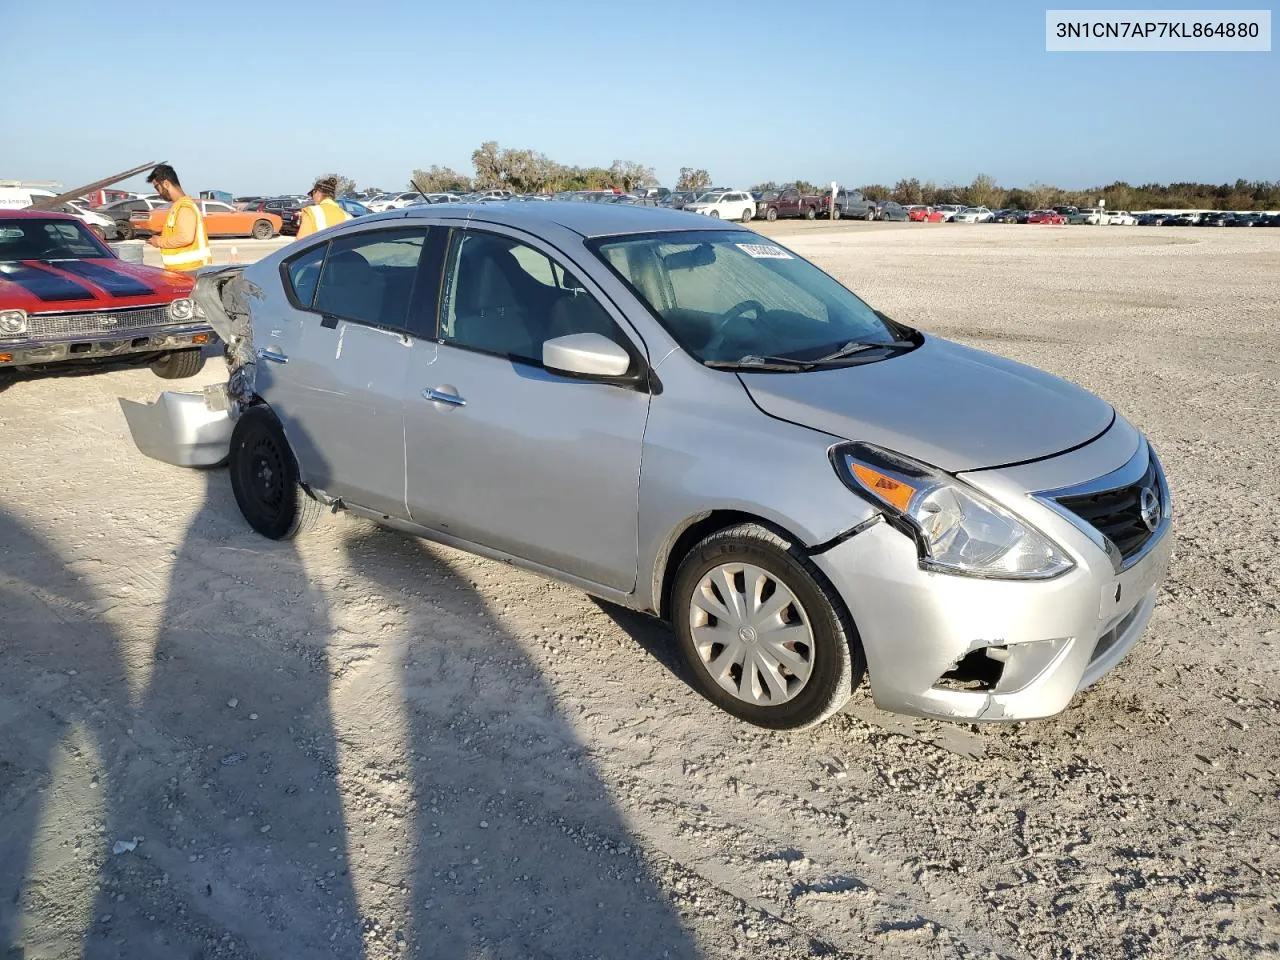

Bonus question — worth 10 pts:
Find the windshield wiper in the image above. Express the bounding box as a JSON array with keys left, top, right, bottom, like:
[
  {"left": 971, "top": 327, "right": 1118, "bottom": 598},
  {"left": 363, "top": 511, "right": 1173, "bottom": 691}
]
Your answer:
[
  {"left": 811, "top": 339, "right": 914, "bottom": 364},
  {"left": 704, "top": 356, "right": 813, "bottom": 372}
]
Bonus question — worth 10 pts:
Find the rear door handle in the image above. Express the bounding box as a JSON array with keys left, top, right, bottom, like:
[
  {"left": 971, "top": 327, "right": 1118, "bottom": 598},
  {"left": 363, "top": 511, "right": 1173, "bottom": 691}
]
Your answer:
[
  {"left": 257, "top": 347, "right": 289, "bottom": 364},
  {"left": 422, "top": 387, "right": 466, "bottom": 407}
]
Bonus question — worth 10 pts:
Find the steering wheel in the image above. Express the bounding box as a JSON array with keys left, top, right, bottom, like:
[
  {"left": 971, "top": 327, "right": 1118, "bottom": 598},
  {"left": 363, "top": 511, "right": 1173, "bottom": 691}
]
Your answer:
[{"left": 703, "top": 299, "right": 766, "bottom": 356}]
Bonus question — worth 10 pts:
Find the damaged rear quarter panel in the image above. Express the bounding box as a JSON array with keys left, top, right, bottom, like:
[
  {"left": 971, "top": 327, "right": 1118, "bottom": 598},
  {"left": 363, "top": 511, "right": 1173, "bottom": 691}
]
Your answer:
[{"left": 192, "top": 265, "right": 266, "bottom": 408}]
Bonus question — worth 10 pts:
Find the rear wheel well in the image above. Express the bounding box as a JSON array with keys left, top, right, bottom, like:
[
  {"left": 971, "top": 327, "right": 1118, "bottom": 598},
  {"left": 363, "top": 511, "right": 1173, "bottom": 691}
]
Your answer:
[{"left": 659, "top": 510, "right": 794, "bottom": 620}]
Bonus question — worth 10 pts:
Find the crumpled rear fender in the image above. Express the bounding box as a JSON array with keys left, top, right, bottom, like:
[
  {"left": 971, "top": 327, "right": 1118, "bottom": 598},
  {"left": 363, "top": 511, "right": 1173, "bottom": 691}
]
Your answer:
[{"left": 192, "top": 266, "right": 259, "bottom": 406}]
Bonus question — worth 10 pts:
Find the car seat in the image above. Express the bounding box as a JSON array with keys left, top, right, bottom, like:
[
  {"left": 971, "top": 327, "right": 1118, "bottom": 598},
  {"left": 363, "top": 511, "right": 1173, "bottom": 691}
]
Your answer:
[
  {"left": 451, "top": 238, "right": 537, "bottom": 360},
  {"left": 316, "top": 249, "right": 385, "bottom": 324},
  {"left": 548, "top": 271, "right": 617, "bottom": 344}
]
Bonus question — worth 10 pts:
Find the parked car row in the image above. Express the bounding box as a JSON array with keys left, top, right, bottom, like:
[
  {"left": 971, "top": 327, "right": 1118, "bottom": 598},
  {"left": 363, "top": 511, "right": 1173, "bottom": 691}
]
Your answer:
[
  {"left": 216, "top": 186, "right": 1280, "bottom": 236},
  {"left": 1135, "top": 210, "right": 1280, "bottom": 226}
]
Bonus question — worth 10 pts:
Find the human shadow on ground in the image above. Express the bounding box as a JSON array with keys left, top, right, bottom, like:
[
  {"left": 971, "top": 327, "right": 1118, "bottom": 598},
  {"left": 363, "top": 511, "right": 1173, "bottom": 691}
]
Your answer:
[
  {"left": 0, "top": 509, "right": 130, "bottom": 957},
  {"left": 75, "top": 471, "right": 368, "bottom": 959},
  {"left": 340, "top": 522, "right": 702, "bottom": 959}
]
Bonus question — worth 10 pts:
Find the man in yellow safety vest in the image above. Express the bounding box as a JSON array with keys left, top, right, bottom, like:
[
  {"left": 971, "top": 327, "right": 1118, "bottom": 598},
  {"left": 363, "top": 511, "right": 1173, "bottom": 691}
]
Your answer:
[
  {"left": 296, "top": 176, "right": 351, "bottom": 239},
  {"left": 145, "top": 164, "right": 212, "bottom": 271}
]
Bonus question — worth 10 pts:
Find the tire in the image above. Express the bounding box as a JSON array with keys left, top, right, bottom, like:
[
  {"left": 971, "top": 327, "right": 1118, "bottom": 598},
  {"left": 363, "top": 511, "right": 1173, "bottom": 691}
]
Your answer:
[
  {"left": 832, "top": 206, "right": 841, "bottom": 220},
  {"left": 116, "top": 221, "right": 135, "bottom": 241},
  {"left": 150, "top": 348, "right": 205, "bottom": 380},
  {"left": 864, "top": 208, "right": 875, "bottom": 221},
  {"left": 709, "top": 210, "right": 719, "bottom": 219},
  {"left": 251, "top": 219, "right": 274, "bottom": 240},
  {"left": 228, "top": 406, "right": 324, "bottom": 541},
  {"left": 671, "top": 523, "right": 865, "bottom": 730},
  {"left": 740, "top": 206, "right": 753, "bottom": 223},
  {"left": 765, "top": 207, "right": 778, "bottom": 222},
  {"left": 804, "top": 206, "right": 816, "bottom": 220}
]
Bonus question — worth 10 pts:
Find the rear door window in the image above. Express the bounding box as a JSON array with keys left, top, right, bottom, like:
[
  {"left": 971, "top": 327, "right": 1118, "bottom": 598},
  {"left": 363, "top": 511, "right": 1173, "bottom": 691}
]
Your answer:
[{"left": 311, "top": 228, "right": 428, "bottom": 331}]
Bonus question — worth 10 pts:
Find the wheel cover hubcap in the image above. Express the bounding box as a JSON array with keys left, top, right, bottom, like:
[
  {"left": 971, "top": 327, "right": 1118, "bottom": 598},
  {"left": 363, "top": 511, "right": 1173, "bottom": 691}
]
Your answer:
[{"left": 689, "top": 563, "right": 815, "bottom": 707}]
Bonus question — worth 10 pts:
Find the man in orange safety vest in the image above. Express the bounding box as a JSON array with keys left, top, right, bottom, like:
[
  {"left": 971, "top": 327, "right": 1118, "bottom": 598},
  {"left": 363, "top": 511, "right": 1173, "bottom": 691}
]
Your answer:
[
  {"left": 296, "top": 176, "right": 351, "bottom": 239},
  {"left": 145, "top": 164, "right": 212, "bottom": 271}
]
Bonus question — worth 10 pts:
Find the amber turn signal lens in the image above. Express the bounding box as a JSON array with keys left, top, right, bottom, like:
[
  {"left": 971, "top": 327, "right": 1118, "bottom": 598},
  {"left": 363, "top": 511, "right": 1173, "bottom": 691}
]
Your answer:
[
  {"left": 850, "top": 463, "right": 918, "bottom": 512},
  {"left": 0, "top": 354, "right": 12, "bottom": 363},
  {"left": 192, "top": 334, "right": 210, "bottom": 344}
]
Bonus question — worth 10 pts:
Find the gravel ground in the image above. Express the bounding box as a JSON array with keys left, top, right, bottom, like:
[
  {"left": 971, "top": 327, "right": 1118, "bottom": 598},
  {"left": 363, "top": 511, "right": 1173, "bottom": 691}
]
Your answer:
[{"left": 1, "top": 224, "right": 1277, "bottom": 959}]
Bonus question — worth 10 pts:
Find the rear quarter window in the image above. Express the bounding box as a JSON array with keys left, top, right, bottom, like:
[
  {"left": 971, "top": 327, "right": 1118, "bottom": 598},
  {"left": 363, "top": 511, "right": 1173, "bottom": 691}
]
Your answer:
[{"left": 285, "top": 243, "right": 327, "bottom": 308}]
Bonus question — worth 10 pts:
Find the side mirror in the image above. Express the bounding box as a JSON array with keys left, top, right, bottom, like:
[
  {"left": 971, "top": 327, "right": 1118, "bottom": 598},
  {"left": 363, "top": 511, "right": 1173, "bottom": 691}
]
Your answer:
[{"left": 543, "top": 333, "right": 632, "bottom": 378}]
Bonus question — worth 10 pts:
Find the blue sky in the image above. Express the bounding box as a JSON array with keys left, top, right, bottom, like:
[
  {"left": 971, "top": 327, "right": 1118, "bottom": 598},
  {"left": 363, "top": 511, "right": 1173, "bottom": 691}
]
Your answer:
[{"left": 3, "top": 0, "right": 1274, "bottom": 195}]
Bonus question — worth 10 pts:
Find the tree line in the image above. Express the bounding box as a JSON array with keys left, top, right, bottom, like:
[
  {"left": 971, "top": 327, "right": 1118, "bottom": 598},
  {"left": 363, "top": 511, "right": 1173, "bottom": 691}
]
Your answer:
[{"left": 329, "top": 145, "right": 1280, "bottom": 210}]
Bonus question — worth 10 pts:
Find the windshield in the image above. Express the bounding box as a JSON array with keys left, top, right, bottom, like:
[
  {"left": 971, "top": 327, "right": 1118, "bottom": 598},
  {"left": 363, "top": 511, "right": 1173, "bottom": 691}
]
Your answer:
[
  {"left": 590, "top": 230, "right": 904, "bottom": 366},
  {"left": 694, "top": 193, "right": 725, "bottom": 203},
  {"left": 0, "top": 218, "right": 111, "bottom": 261}
]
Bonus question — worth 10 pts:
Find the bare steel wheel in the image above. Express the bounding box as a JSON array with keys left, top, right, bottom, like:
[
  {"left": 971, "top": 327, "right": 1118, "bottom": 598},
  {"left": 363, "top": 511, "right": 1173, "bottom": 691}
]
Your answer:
[
  {"left": 690, "top": 562, "right": 815, "bottom": 706},
  {"left": 229, "top": 406, "right": 323, "bottom": 540},
  {"left": 672, "top": 523, "right": 864, "bottom": 729}
]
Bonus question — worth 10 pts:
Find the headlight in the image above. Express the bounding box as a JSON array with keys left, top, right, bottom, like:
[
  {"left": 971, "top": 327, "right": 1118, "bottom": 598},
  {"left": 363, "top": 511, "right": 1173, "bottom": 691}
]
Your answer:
[
  {"left": 167, "top": 298, "right": 194, "bottom": 321},
  {"left": 0, "top": 309, "right": 27, "bottom": 336},
  {"left": 832, "top": 442, "right": 1074, "bottom": 580}
]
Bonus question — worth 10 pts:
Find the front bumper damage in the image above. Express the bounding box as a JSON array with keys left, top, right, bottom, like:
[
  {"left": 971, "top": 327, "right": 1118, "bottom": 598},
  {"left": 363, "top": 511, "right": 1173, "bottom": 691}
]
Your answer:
[
  {"left": 810, "top": 434, "right": 1173, "bottom": 722},
  {"left": 0, "top": 324, "right": 211, "bottom": 368},
  {"left": 119, "top": 267, "right": 255, "bottom": 467}
]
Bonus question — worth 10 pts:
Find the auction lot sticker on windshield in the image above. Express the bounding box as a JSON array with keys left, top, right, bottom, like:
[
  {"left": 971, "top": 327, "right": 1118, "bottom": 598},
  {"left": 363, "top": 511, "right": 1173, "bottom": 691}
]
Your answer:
[{"left": 736, "top": 243, "right": 794, "bottom": 260}]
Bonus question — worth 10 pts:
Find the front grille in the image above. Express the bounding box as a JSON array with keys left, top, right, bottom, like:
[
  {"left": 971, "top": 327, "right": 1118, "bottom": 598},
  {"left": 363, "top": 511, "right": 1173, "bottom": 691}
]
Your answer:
[
  {"left": 1057, "top": 458, "right": 1161, "bottom": 560},
  {"left": 26, "top": 305, "right": 169, "bottom": 340}
]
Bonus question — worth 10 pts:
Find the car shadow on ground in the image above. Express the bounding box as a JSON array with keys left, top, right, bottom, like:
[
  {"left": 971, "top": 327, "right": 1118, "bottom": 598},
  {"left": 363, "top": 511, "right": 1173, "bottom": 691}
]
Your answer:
[{"left": 589, "top": 597, "right": 692, "bottom": 688}]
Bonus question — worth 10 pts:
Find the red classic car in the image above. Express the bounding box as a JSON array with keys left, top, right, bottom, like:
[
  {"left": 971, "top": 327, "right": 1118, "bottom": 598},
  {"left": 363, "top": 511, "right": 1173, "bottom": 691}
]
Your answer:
[
  {"left": 1027, "top": 210, "right": 1066, "bottom": 225},
  {"left": 907, "top": 205, "right": 945, "bottom": 222},
  {"left": 0, "top": 210, "right": 212, "bottom": 378}
]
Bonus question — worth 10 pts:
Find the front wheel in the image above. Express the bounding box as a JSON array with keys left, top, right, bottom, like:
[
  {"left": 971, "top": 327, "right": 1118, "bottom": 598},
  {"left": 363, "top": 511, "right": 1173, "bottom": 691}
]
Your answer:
[
  {"left": 150, "top": 348, "right": 205, "bottom": 379},
  {"left": 708, "top": 210, "right": 720, "bottom": 219},
  {"left": 671, "top": 523, "right": 865, "bottom": 729},
  {"left": 864, "top": 208, "right": 875, "bottom": 221},
  {"left": 228, "top": 406, "right": 323, "bottom": 541},
  {"left": 740, "top": 206, "right": 753, "bottom": 223},
  {"left": 252, "top": 219, "right": 274, "bottom": 240},
  {"left": 804, "top": 206, "right": 816, "bottom": 220},
  {"left": 765, "top": 207, "right": 778, "bottom": 222},
  {"left": 831, "top": 206, "right": 841, "bottom": 220}
]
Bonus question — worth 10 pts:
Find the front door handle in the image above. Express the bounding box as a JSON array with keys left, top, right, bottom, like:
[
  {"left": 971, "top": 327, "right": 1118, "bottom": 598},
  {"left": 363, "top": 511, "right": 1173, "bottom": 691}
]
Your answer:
[
  {"left": 257, "top": 347, "right": 289, "bottom": 364},
  {"left": 422, "top": 387, "right": 466, "bottom": 407}
]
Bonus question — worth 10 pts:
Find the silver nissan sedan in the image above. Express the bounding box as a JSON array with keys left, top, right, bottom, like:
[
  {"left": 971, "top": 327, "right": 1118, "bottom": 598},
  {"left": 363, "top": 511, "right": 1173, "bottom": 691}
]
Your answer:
[{"left": 126, "top": 202, "right": 1173, "bottom": 729}]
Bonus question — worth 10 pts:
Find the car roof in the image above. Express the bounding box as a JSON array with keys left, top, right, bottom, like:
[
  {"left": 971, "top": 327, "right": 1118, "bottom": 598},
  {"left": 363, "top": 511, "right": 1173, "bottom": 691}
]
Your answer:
[
  {"left": 0, "top": 209, "right": 79, "bottom": 220},
  {"left": 388, "top": 200, "right": 736, "bottom": 239}
]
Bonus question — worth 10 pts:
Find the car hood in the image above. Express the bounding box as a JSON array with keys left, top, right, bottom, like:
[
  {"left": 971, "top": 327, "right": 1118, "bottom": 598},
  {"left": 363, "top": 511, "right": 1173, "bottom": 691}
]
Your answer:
[
  {"left": 737, "top": 336, "right": 1114, "bottom": 472},
  {"left": 0, "top": 258, "right": 194, "bottom": 313}
]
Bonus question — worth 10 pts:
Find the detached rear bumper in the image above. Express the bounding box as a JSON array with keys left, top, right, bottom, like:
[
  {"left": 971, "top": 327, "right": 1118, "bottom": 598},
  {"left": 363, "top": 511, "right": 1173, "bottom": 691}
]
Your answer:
[{"left": 119, "top": 388, "right": 233, "bottom": 467}]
